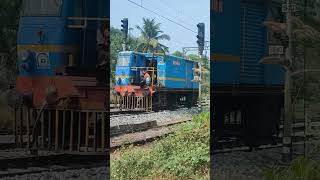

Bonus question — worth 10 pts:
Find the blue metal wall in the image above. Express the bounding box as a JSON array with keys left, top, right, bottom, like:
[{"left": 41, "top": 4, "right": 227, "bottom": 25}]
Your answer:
[
  {"left": 211, "top": 0, "right": 241, "bottom": 85},
  {"left": 17, "top": 0, "right": 110, "bottom": 77},
  {"left": 211, "top": 0, "right": 284, "bottom": 86},
  {"left": 17, "top": 16, "right": 69, "bottom": 76},
  {"left": 158, "top": 55, "right": 198, "bottom": 89},
  {"left": 240, "top": 1, "right": 267, "bottom": 84}
]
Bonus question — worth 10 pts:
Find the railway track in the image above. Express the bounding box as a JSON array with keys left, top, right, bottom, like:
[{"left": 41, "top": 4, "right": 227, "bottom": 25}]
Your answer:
[
  {"left": 0, "top": 108, "right": 196, "bottom": 177},
  {"left": 110, "top": 105, "right": 193, "bottom": 116},
  {"left": 213, "top": 140, "right": 283, "bottom": 154},
  {"left": 110, "top": 118, "right": 192, "bottom": 149},
  {"left": 0, "top": 130, "right": 12, "bottom": 136},
  {"left": 0, "top": 153, "right": 108, "bottom": 178},
  {"left": 110, "top": 110, "right": 153, "bottom": 117},
  {"left": 213, "top": 112, "right": 320, "bottom": 154},
  {"left": 110, "top": 105, "right": 203, "bottom": 149}
]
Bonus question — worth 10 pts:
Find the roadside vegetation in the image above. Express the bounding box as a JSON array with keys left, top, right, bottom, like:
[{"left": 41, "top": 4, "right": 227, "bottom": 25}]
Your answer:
[
  {"left": 264, "top": 2, "right": 320, "bottom": 178},
  {"left": 265, "top": 156, "right": 320, "bottom": 180},
  {"left": 0, "top": 0, "right": 21, "bottom": 129},
  {"left": 111, "top": 112, "right": 210, "bottom": 180}
]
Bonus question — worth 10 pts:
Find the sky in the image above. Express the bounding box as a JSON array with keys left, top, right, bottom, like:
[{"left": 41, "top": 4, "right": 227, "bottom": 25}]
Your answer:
[{"left": 110, "top": 0, "right": 210, "bottom": 55}]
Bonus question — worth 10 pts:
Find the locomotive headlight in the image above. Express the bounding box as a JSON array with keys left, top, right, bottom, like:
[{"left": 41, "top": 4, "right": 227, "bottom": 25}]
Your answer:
[
  {"left": 37, "top": 53, "right": 49, "bottom": 63},
  {"left": 36, "top": 53, "right": 50, "bottom": 68},
  {"left": 18, "top": 50, "right": 30, "bottom": 61}
]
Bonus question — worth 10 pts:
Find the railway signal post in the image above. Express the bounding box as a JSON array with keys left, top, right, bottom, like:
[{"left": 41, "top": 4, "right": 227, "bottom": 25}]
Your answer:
[
  {"left": 121, "top": 18, "right": 128, "bottom": 51},
  {"left": 261, "top": 0, "right": 320, "bottom": 162},
  {"left": 198, "top": 63, "right": 202, "bottom": 112},
  {"left": 261, "top": 0, "right": 295, "bottom": 163},
  {"left": 193, "top": 63, "right": 202, "bottom": 112},
  {"left": 282, "top": 0, "right": 295, "bottom": 163},
  {"left": 196, "top": 23, "right": 205, "bottom": 112},
  {"left": 197, "top": 23, "right": 205, "bottom": 56}
]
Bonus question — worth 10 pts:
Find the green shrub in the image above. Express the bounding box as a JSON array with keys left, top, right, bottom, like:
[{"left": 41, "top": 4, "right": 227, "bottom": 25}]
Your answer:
[
  {"left": 265, "top": 157, "right": 320, "bottom": 180},
  {"left": 111, "top": 112, "right": 210, "bottom": 180}
]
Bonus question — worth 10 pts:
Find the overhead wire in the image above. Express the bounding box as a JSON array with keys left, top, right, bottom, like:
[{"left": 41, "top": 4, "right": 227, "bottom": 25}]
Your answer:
[
  {"left": 157, "top": 0, "right": 210, "bottom": 37},
  {"left": 131, "top": 1, "right": 194, "bottom": 46},
  {"left": 158, "top": 0, "right": 200, "bottom": 25},
  {"left": 127, "top": 0, "right": 198, "bottom": 34},
  {"left": 157, "top": 0, "right": 198, "bottom": 29},
  {"left": 127, "top": 0, "right": 210, "bottom": 52},
  {"left": 148, "top": 0, "right": 210, "bottom": 42}
]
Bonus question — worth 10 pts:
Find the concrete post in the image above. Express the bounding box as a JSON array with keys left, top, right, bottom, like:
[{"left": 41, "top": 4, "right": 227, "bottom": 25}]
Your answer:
[
  {"left": 198, "top": 54, "right": 202, "bottom": 113},
  {"left": 122, "top": 43, "right": 126, "bottom": 52},
  {"left": 282, "top": 0, "right": 294, "bottom": 163}
]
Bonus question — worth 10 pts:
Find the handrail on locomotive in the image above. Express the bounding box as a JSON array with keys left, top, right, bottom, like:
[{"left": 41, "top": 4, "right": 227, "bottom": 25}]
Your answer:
[
  {"left": 130, "top": 66, "right": 164, "bottom": 87},
  {"left": 66, "top": 17, "right": 109, "bottom": 29}
]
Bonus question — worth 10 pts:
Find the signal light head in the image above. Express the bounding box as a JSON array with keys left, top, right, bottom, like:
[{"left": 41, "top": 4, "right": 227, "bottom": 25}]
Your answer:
[
  {"left": 196, "top": 23, "right": 205, "bottom": 55},
  {"left": 121, "top": 18, "right": 129, "bottom": 40}
]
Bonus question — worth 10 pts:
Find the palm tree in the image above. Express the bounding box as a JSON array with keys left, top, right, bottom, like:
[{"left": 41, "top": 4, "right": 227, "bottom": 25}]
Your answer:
[{"left": 135, "top": 18, "right": 170, "bottom": 54}]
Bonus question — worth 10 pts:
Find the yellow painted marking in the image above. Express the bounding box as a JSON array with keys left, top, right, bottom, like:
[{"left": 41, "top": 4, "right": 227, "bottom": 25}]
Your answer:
[
  {"left": 115, "top": 76, "right": 131, "bottom": 79},
  {"left": 158, "top": 77, "right": 186, "bottom": 82},
  {"left": 211, "top": 54, "right": 240, "bottom": 62},
  {"left": 17, "top": 45, "right": 77, "bottom": 53}
]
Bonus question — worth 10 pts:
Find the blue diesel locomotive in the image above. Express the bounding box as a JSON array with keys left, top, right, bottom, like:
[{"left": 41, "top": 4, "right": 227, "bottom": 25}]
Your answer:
[
  {"left": 13, "top": 0, "right": 109, "bottom": 110},
  {"left": 114, "top": 51, "right": 200, "bottom": 111},
  {"left": 211, "top": 0, "right": 284, "bottom": 146},
  {"left": 9, "top": 0, "right": 111, "bottom": 153}
]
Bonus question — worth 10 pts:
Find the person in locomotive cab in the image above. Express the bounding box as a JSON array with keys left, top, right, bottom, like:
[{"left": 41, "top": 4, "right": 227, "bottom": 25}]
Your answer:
[
  {"left": 140, "top": 70, "right": 151, "bottom": 87},
  {"left": 96, "top": 21, "right": 109, "bottom": 68}
]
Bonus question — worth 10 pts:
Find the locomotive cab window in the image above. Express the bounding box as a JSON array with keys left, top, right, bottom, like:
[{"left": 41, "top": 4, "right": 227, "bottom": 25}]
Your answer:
[
  {"left": 117, "top": 54, "right": 130, "bottom": 67},
  {"left": 22, "top": 0, "right": 63, "bottom": 16},
  {"left": 146, "top": 57, "right": 157, "bottom": 84},
  {"left": 132, "top": 55, "right": 137, "bottom": 67},
  {"left": 145, "top": 58, "right": 157, "bottom": 68}
]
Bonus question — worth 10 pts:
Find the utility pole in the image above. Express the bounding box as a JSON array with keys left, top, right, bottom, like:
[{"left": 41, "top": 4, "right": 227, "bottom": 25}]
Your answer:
[{"left": 282, "top": 0, "right": 295, "bottom": 163}]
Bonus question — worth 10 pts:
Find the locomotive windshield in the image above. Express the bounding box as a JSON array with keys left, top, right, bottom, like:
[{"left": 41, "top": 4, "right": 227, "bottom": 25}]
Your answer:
[
  {"left": 117, "top": 54, "right": 130, "bottom": 66},
  {"left": 22, "top": 0, "right": 63, "bottom": 16}
]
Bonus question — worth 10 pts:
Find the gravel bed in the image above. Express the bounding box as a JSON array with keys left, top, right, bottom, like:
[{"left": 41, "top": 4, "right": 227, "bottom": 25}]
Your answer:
[
  {"left": 110, "top": 108, "right": 197, "bottom": 127},
  {"left": 0, "top": 149, "right": 61, "bottom": 159},
  {"left": 212, "top": 148, "right": 282, "bottom": 180},
  {"left": 212, "top": 140, "right": 320, "bottom": 180},
  {"left": 1, "top": 167, "right": 109, "bottom": 180}
]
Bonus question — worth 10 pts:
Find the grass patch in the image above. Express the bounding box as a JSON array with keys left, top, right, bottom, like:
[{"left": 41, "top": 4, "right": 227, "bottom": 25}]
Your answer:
[
  {"left": 111, "top": 112, "right": 210, "bottom": 180},
  {"left": 265, "top": 157, "right": 320, "bottom": 180}
]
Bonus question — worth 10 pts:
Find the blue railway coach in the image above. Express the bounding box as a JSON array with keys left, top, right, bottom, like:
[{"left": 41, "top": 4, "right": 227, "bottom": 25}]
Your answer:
[
  {"left": 211, "top": 0, "right": 285, "bottom": 146},
  {"left": 114, "top": 51, "right": 199, "bottom": 111}
]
